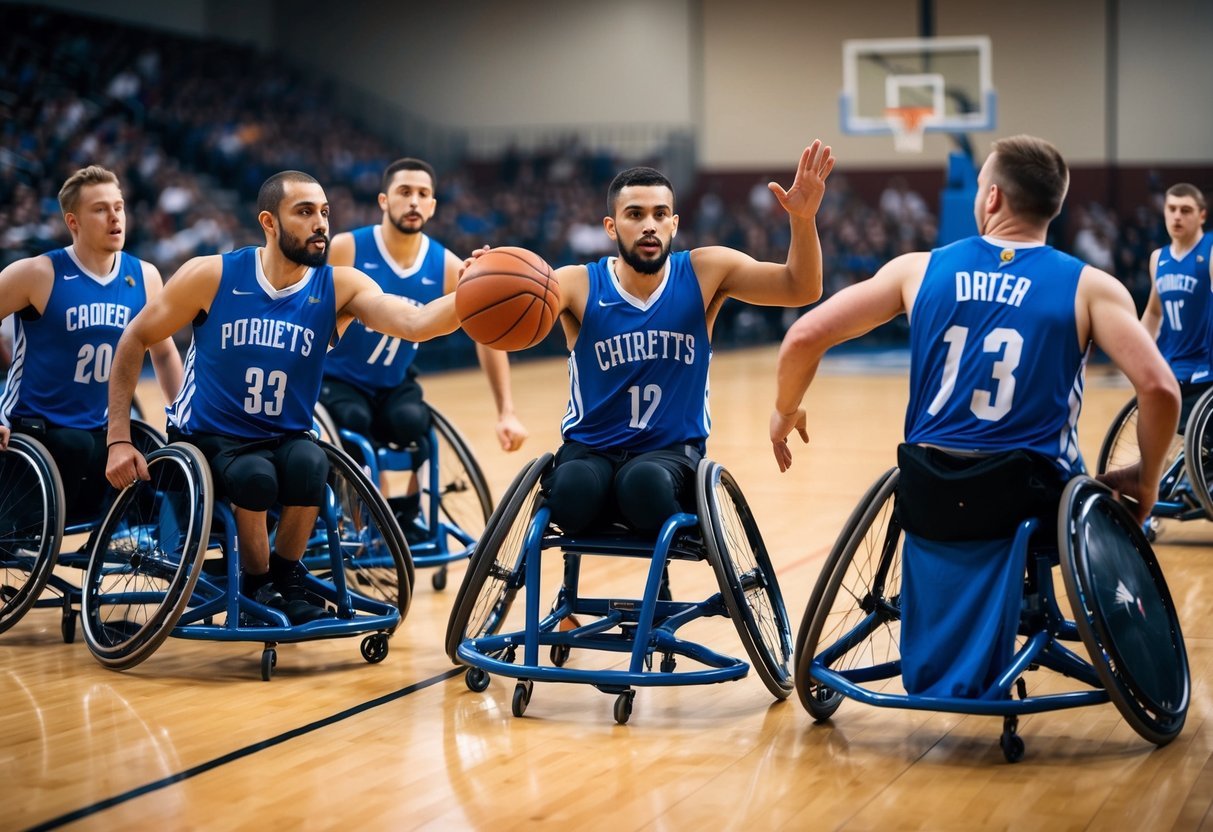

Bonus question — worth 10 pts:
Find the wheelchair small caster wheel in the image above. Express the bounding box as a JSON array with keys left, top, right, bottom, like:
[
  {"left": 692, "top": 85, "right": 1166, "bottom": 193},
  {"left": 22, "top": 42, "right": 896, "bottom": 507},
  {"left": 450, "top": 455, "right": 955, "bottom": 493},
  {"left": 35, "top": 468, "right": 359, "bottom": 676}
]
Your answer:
[
  {"left": 432, "top": 567, "right": 448, "bottom": 591},
  {"left": 1144, "top": 517, "right": 1160, "bottom": 543},
  {"left": 361, "top": 633, "right": 389, "bottom": 664},
  {"left": 261, "top": 648, "right": 277, "bottom": 681},
  {"left": 613, "top": 690, "right": 635, "bottom": 725},
  {"left": 1000, "top": 731, "right": 1025, "bottom": 763},
  {"left": 550, "top": 643, "right": 571, "bottom": 667},
  {"left": 511, "top": 680, "right": 533, "bottom": 717},
  {"left": 1000, "top": 715, "right": 1024, "bottom": 763},
  {"left": 61, "top": 609, "right": 77, "bottom": 644},
  {"left": 466, "top": 667, "right": 491, "bottom": 692}
]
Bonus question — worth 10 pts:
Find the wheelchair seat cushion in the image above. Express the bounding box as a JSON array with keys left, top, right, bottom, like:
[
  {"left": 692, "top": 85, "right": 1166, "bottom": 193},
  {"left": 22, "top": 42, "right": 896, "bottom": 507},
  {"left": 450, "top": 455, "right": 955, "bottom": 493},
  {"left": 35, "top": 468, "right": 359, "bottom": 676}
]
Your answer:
[{"left": 895, "top": 444, "right": 1066, "bottom": 542}]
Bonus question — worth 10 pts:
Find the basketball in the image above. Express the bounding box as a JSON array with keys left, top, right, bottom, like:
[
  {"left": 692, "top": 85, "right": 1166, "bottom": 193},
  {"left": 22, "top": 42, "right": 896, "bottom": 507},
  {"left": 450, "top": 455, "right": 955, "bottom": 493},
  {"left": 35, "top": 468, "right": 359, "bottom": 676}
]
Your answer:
[{"left": 456, "top": 246, "right": 560, "bottom": 351}]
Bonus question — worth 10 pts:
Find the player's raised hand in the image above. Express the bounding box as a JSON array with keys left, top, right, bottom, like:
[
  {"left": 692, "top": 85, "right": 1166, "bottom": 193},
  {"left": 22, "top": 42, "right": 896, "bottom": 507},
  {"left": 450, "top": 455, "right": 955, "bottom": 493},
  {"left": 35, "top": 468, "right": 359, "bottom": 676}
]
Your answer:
[{"left": 768, "top": 140, "right": 835, "bottom": 220}]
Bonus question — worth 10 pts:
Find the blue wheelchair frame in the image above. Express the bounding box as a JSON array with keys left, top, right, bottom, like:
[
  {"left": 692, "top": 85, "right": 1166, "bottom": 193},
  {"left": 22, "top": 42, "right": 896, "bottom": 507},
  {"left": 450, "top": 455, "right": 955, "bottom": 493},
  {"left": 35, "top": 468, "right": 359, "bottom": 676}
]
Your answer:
[
  {"left": 797, "top": 469, "right": 1190, "bottom": 762},
  {"left": 450, "top": 454, "right": 792, "bottom": 723},
  {"left": 324, "top": 405, "right": 491, "bottom": 589},
  {"left": 1098, "top": 390, "right": 1213, "bottom": 533},
  {"left": 0, "top": 420, "right": 164, "bottom": 643},
  {"left": 81, "top": 439, "right": 406, "bottom": 679}
]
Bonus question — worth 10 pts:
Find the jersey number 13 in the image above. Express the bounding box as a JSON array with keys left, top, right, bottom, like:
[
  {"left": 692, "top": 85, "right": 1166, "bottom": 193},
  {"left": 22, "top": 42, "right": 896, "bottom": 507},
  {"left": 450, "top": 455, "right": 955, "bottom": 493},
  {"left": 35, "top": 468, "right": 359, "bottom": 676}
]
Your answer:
[{"left": 926, "top": 325, "right": 1023, "bottom": 422}]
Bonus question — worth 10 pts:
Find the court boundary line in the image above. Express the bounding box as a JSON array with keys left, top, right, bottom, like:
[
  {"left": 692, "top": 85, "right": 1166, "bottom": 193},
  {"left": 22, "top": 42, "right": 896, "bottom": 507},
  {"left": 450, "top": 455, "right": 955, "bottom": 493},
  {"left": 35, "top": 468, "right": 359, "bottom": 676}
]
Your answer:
[{"left": 25, "top": 667, "right": 463, "bottom": 831}]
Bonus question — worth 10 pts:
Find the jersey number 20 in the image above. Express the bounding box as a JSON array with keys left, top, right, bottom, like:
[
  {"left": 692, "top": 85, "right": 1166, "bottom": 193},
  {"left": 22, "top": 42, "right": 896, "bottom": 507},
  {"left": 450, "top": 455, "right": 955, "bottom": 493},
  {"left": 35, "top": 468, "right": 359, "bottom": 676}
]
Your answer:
[{"left": 926, "top": 325, "right": 1023, "bottom": 422}]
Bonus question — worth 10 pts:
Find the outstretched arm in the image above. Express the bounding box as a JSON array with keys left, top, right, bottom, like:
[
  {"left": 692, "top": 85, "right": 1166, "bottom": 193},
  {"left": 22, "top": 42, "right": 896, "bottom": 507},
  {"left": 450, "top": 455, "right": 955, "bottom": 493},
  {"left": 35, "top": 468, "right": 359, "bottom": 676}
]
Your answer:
[
  {"left": 338, "top": 266, "right": 460, "bottom": 343},
  {"left": 698, "top": 140, "right": 836, "bottom": 309},
  {"left": 769, "top": 253, "right": 922, "bottom": 472}
]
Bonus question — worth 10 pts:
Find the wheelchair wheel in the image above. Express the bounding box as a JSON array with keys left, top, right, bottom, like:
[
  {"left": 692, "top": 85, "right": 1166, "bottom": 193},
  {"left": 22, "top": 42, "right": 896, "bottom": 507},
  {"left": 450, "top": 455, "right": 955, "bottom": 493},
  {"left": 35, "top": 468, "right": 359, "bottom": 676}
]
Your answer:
[
  {"left": 312, "top": 402, "right": 341, "bottom": 445},
  {"left": 0, "top": 434, "right": 65, "bottom": 635},
  {"left": 1097, "top": 396, "right": 1185, "bottom": 502},
  {"left": 309, "top": 441, "right": 413, "bottom": 626},
  {"left": 697, "top": 460, "right": 793, "bottom": 699},
  {"left": 795, "top": 468, "right": 902, "bottom": 720},
  {"left": 445, "top": 453, "right": 551, "bottom": 663},
  {"left": 421, "top": 406, "right": 493, "bottom": 551},
  {"left": 1060, "top": 476, "right": 1189, "bottom": 746},
  {"left": 81, "top": 443, "right": 213, "bottom": 669},
  {"left": 1182, "top": 388, "right": 1213, "bottom": 517},
  {"left": 1096, "top": 397, "right": 1140, "bottom": 475}
]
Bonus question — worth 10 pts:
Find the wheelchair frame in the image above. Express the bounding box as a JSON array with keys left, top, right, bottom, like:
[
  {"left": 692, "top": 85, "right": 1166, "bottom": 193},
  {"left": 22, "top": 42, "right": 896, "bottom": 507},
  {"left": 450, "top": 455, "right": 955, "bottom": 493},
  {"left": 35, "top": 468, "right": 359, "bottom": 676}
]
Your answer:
[
  {"left": 0, "top": 421, "right": 164, "bottom": 642},
  {"left": 796, "top": 469, "right": 1189, "bottom": 762},
  {"left": 80, "top": 438, "right": 410, "bottom": 680},
  {"left": 446, "top": 453, "right": 793, "bottom": 724},
  {"left": 317, "top": 402, "right": 492, "bottom": 591},
  {"left": 1097, "top": 388, "right": 1213, "bottom": 535}
]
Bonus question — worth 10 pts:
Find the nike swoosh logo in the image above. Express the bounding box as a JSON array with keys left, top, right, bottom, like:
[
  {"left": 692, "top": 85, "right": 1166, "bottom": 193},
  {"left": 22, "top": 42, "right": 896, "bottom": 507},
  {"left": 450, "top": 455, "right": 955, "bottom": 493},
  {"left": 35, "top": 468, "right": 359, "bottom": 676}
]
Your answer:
[
  {"left": 63, "top": 274, "right": 80, "bottom": 280},
  {"left": 307, "top": 297, "right": 321, "bottom": 304},
  {"left": 363, "top": 262, "right": 379, "bottom": 269},
  {"left": 232, "top": 289, "right": 255, "bottom": 295},
  {"left": 598, "top": 299, "right": 623, "bottom": 307},
  {"left": 421, "top": 277, "right": 438, "bottom": 285},
  {"left": 1159, "top": 260, "right": 1170, "bottom": 266}
]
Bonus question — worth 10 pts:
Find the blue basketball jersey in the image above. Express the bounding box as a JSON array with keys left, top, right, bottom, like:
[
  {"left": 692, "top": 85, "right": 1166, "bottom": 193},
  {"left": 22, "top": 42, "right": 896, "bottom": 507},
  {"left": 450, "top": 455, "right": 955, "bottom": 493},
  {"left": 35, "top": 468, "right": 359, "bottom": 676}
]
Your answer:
[
  {"left": 1153, "top": 232, "right": 1213, "bottom": 384},
  {"left": 904, "top": 237, "right": 1088, "bottom": 475},
  {"left": 0, "top": 246, "right": 146, "bottom": 431},
  {"left": 322, "top": 226, "right": 447, "bottom": 394},
  {"left": 167, "top": 247, "right": 337, "bottom": 439},
  {"left": 561, "top": 251, "right": 711, "bottom": 452}
]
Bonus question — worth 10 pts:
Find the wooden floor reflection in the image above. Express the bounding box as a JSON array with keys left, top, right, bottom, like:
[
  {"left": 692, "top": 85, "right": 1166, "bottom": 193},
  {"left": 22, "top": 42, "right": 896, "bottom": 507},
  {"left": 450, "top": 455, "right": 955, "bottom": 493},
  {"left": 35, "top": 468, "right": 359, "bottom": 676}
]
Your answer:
[{"left": 5, "top": 347, "right": 1213, "bottom": 830}]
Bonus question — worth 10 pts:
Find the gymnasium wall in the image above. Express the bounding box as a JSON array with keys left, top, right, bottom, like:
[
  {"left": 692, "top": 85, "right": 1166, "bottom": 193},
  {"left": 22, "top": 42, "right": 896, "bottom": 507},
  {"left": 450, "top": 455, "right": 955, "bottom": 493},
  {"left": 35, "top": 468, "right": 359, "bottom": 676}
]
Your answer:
[{"left": 11, "top": 0, "right": 1213, "bottom": 171}]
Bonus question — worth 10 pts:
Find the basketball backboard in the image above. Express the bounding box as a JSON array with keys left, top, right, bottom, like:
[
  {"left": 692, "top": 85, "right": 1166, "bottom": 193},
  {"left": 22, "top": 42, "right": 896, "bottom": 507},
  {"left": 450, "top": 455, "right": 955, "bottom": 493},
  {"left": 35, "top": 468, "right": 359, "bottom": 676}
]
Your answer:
[{"left": 841, "top": 36, "right": 995, "bottom": 153}]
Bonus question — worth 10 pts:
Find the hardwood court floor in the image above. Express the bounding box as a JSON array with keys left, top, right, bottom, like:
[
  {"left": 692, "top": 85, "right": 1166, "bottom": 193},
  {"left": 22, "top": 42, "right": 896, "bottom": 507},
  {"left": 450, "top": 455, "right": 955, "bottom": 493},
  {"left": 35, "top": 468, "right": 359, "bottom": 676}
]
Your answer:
[{"left": 5, "top": 347, "right": 1213, "bottom": 831}]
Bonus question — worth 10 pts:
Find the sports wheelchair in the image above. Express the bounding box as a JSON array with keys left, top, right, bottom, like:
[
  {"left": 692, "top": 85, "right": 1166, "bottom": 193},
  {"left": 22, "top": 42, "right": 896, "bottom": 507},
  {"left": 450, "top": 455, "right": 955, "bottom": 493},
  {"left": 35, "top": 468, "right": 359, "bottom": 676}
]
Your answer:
[
  {"left": 445, "top": 453, "right": 793, "bottom": 724},
  {"left": 79, "top": 438, "right": 411, "bottom": 680},
  {"left": 795, "top": 468, "right": 1190, "bottom": 762},
  {"left": 313, "top": 402, "right": 492, "bottom": 591},
  {"left": 1098, "top": 388, "right": 1213, "bottom": 538},
  {"left": 0, "top": 420, "right": 164, "bottom": 642}
]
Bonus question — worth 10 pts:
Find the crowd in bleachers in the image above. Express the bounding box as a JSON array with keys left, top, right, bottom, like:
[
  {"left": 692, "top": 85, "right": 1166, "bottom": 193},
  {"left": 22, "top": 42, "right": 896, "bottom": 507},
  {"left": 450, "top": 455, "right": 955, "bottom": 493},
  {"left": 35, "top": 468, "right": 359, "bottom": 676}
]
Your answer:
[{"left": 0, "top": 5, "right": 1185, "bottom": 361}]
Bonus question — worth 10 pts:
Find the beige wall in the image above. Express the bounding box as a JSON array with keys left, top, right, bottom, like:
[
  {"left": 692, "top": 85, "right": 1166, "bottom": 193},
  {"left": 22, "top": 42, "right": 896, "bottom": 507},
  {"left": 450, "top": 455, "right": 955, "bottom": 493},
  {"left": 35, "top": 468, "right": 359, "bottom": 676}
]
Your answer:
[
  {"left": 700, "top": 0, "right": 1113, "bottom": 169},
  {"left": 1117, "top": 0, "right": 1213, "bottom": 164},
  {"left": 272, "top": 0, "right": 695, "bottom": 131},
  {"left": 19, "top": 0, "right": 1212, "bottom": 169}
]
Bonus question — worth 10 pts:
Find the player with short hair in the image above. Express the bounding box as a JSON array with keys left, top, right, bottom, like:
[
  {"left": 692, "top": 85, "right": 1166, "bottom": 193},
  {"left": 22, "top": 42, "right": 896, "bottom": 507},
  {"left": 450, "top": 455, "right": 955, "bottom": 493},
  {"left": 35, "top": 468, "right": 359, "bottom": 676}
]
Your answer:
[
  {"left": 769, "top": 135, "right": 1179, "bottom": 697},
  {"left": 0, "top": 165, "right": 182, "bottom": 521},
  {"left": 520, "top": 141, "right": 835, "bottom": 536},
  {"left": 104, "top": 170, "right": 459, "bottom": 624},
  {"left": 1139, "top": 182, "right": 1213, "bottom": 425},
  {"left": 322, "top": 158, "right": 527, "bottom": 533}
]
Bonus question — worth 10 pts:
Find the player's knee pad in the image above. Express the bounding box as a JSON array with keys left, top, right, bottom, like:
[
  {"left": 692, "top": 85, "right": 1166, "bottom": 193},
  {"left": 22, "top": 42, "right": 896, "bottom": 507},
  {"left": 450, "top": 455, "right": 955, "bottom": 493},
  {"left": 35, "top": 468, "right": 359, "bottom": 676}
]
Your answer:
[
  {"left": 544, "top": 459, "right": 612, "bottom": 534},
  {"left": 222, "top": 455, "right": 279, "bottom": 512},
  {"left": 384, "top": 401, "right": 431, "bottom": 446},
  {"left": 276, "top": 439, "right": 330, "bottom": 507},
  {"left": 328, "top": 399, "right": 373, "bottom": 436},
  {"left": 615, "top": 461, "right": 681, "bottom": 533}
]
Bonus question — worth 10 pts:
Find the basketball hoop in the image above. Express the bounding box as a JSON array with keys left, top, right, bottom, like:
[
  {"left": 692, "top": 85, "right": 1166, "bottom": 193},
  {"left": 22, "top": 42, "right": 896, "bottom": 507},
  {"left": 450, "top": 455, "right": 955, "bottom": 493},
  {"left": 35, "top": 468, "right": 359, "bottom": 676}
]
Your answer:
[{"left": 885, "top": 106, "right": 934, "bottom": 153}]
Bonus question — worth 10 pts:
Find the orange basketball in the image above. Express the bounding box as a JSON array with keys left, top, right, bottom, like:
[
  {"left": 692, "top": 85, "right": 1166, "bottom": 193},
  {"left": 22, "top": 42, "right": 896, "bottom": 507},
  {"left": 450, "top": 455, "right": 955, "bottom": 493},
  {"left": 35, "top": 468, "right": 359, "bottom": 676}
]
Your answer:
[{"left": 456, "top": 246, "right": 560, "bottom": 351}]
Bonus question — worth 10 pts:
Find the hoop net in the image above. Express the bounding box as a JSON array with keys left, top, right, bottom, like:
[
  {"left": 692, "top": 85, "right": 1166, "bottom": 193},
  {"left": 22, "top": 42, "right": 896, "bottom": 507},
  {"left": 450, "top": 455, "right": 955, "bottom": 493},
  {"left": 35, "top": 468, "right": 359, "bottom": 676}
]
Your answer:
[{"left": 885, "top": 106, "right": 934, "bottom": 153}]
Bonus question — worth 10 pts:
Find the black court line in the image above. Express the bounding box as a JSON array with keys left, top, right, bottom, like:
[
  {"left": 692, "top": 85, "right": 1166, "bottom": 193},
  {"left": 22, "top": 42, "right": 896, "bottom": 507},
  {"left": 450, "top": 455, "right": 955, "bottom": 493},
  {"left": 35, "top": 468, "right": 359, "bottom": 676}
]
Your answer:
[{"left": 26, "top": 667, "right": 463, "bottom": 832}]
